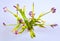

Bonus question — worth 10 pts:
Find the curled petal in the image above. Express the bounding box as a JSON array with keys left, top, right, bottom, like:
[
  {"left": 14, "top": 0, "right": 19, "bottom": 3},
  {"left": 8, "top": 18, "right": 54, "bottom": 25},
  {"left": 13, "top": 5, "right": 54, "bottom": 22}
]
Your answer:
[{"left": 51, "top": 7, "right": 56, "bottom": 13}]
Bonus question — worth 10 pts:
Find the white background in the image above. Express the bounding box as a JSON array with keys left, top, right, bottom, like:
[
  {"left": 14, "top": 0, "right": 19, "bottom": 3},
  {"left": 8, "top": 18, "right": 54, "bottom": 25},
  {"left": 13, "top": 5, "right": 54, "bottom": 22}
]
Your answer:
[{"left": 0, "top": 0, "right": 60, "bottom": 41}]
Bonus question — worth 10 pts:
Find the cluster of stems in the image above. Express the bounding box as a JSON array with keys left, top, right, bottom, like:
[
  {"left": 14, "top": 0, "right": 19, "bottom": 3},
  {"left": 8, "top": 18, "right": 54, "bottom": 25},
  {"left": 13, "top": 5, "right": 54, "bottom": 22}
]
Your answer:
[{"left": 3, "top": 3, "right": 57, "bottom": 38}]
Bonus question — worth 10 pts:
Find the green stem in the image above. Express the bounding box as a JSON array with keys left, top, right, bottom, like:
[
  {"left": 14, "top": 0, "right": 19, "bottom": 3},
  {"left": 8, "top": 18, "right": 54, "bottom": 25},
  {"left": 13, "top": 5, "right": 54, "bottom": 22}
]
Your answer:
[
  {"left": 37, "top": 11, "right": 51, "bottom": 20},
  {"left": 18, "top": 9, "right": 33, "bottom": 30},
  {"left": 6, "top": 24, "right": 17, "bottom": 26}
]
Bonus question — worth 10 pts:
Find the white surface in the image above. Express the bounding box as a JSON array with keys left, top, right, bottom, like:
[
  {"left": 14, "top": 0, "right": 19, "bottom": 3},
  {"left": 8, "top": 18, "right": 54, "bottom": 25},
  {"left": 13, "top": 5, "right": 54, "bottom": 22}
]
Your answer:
[{"left": 0, "top": 0, "right": 60, "bottom": 41}]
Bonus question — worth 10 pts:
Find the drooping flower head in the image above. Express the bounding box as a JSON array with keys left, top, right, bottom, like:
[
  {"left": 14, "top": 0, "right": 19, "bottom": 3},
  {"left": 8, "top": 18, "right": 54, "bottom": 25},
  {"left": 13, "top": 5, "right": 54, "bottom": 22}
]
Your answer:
[
  {"left": 29, "top": 11, "right": 35, "bottom": 17},
  {"left": 13, "top": 4, "right": 19, "bottom": 10},
  {"left": 3, "top": 7, "right": 8, "bottom": 12},
  {"left": 51, "top": 7, "right": 56, "bottom": 13},
  {"left": 50, "top": 24, "right": 58, "bottom": 28},
  {"left": 3, "top": 22, "right": 6, "bottom": 26},
  {"left": 15, "top": 30, "right": 18, "bottom": 35}
]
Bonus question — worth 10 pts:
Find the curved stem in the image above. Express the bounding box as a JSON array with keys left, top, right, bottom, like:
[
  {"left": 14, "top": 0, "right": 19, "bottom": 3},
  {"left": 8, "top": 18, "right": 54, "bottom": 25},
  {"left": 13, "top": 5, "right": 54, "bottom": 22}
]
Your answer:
[{"left": 37, "top": 10, "right": 51, "bottom": 20}]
